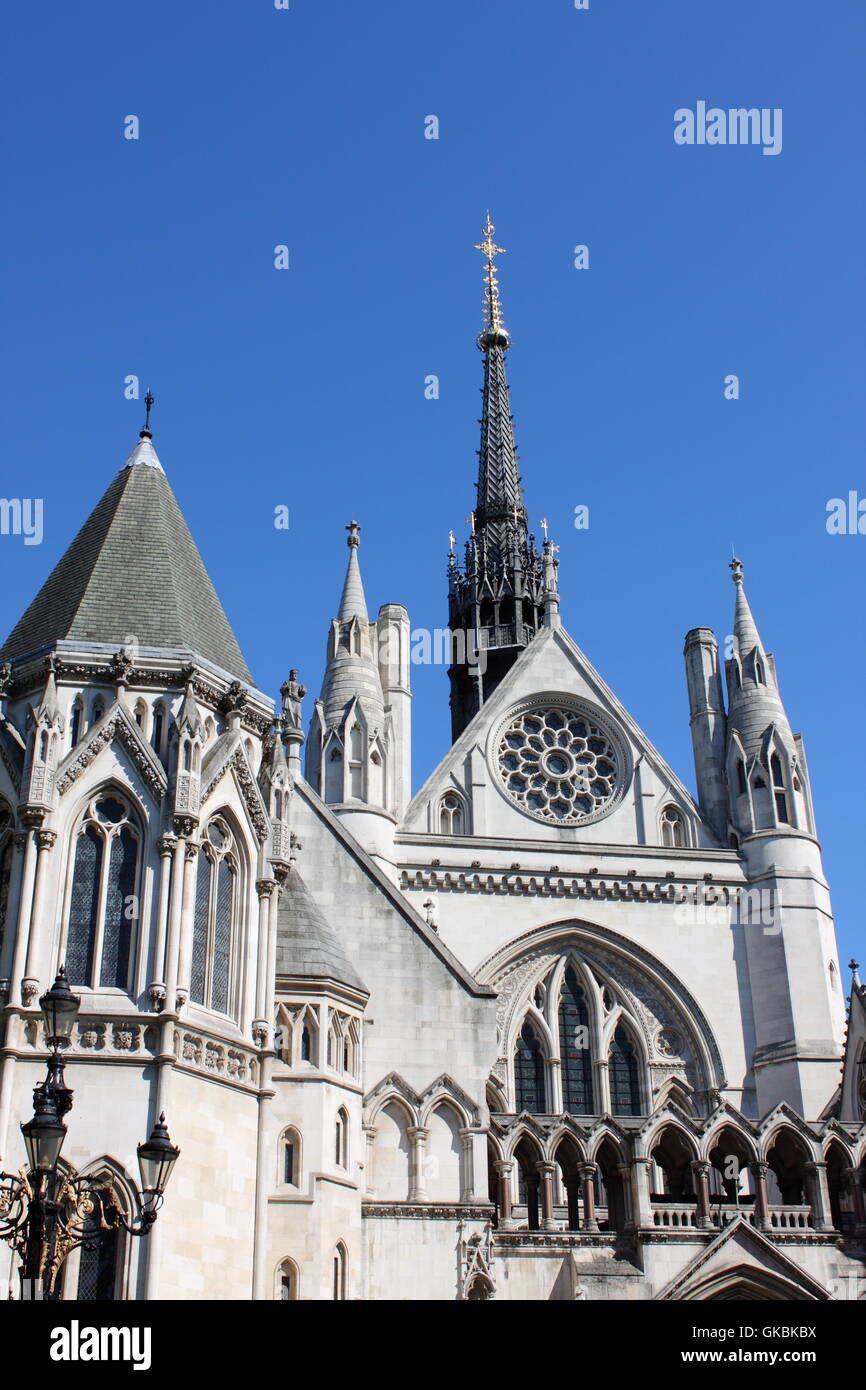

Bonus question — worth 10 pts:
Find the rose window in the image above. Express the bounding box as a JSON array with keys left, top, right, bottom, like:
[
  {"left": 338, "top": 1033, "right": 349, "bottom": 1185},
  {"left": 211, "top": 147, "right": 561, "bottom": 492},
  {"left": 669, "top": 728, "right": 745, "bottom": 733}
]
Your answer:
[{"left": 495, "top": 706, "right": 621, "bottom": 824}]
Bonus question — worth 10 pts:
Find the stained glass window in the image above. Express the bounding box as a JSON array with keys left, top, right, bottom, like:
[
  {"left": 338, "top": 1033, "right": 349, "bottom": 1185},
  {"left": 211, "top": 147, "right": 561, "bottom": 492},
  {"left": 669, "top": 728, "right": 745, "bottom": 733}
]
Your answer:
[
  {"left": 99, "top": 827, "right": 136, "bottom": 988},
  {"left": 67, "top": 826, "right": 102, "bottom": 985},
  {"left": 514, "top": 1020, "right": 546, "bottom": 1113},
  {"left": 558, "top": 968, "right": 594, "bottom": 1114},
  {"left": 191, "top": 819, "right": 237, "bottom": 1015},
  {"left": 609, "top": 1026, "right": 641, "bottom": 1115}
]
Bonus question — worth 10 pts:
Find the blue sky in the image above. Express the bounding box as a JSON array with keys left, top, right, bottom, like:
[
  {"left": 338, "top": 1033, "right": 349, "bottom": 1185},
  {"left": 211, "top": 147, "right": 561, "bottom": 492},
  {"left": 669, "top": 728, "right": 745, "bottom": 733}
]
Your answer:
[{"left": 1, "top": 1, "right": 863, "bottom": 975}]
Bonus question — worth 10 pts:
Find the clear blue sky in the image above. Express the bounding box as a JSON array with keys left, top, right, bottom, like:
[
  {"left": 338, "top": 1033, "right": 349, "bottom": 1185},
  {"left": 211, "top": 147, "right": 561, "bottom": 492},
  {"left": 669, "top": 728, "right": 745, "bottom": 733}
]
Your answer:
[{"left": 1, "top": 2, "right": 863, "bottom": 977}]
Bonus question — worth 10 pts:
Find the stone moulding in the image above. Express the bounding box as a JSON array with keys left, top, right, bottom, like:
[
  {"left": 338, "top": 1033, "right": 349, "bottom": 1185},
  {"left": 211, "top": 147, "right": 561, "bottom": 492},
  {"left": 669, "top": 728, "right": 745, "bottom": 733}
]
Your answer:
[
  {"left": 361, "top": 1203, "right": 494, "bottom": 1221},
  {"left": 173, "top": 1026, "right": 259, "bottom": 1091},
  {"left": 400, "top": 868, "right": 744, "bottom": 904},
  {"left": 55, "top": 703, "right": 167, "bottom": 804}
]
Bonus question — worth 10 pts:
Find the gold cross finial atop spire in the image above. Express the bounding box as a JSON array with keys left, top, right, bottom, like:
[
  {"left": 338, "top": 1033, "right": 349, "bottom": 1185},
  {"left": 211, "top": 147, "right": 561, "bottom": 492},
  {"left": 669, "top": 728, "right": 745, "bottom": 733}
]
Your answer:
[
  {"left": 448, "top": 528, "right": 456, "bottom": 555},
  {"left": 475, "top": 213, "right": 507, "bottom": 337}
]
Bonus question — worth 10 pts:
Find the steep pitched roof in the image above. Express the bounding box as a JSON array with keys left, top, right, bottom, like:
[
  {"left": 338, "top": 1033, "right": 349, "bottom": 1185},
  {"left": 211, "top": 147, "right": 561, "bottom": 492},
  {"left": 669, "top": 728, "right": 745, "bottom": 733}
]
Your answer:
[
  {"left": 275, "top": 862, "right": 368, "bottom": 994},
  {"left": 0, "top": 435, "right": 252, "bottom": 682}
]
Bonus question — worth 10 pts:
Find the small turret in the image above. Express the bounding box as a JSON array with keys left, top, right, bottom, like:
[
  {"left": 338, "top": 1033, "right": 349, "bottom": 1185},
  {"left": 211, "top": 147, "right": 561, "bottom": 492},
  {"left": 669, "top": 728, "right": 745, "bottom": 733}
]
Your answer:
[
  {"left": 306, "top": 524, "right": 396, "bottom": 864},
  {"left": 260, "top": 721, "right": 293, "bottom": 872},
  {"left": 170, "top": 682, "right": 204, "bottom": 821},
  {"left": 22, "top": 656, "right": 63, "bottom": 814},
  {"left": 724, "top": 559, "right": 812, "bottom": 839}
]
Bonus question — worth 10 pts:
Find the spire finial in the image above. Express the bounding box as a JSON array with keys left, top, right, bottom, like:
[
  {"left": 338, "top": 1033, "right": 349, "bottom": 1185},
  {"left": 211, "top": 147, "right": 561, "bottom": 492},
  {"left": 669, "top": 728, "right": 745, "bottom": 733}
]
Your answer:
[
  {"left": 346, "top": 520, "right": 361, "bottom": 549},
  {"left": 140, "top": 389, "right": 154, "bottom": 440},
  {"left": 730, "top": 555, "right": 744, "bottom": 585},
  {"left": 850, "top": 959, "right": 861, "bottom": 988},
  {"left": 475, "top": 213, "right": 509, "bottom": 346}
]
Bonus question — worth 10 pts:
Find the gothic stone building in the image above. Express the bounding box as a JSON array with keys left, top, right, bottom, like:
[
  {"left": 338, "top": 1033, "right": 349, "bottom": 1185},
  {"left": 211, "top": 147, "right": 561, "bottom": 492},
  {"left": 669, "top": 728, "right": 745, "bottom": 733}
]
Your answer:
[{"left": 0, "top": 231, "right": 864, "bottom": 1302}]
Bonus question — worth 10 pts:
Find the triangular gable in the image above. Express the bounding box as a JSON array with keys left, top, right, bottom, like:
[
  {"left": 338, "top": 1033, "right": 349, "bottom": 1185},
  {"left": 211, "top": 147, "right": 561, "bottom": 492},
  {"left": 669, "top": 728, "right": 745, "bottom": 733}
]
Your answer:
[
  {"left": 404, "top": 623, "right": 716, "bottom": 843},
  {"left": 55, "top": 699, "right": 167, "bottom": 804},
  {"left": 656, "top": 1217, "right": 832, "bottom": 1301},
  {"left": 201, "top": 731, "right": 270, "bottom": 844}
]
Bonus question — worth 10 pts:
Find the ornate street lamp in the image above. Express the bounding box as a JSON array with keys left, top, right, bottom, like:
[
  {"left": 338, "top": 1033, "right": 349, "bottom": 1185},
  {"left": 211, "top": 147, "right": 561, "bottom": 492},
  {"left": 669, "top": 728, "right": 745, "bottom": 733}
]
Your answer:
[{"left": 0, "top": 966, "right": 180, "bottom": 1299}]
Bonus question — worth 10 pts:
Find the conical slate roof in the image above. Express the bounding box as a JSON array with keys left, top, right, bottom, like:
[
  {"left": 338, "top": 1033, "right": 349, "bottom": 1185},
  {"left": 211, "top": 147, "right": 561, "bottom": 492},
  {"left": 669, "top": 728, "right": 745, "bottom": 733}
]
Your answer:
[
  {"left": 0, "top": 435, "right": 252, "bottom": 682},
  {"left": 337, "top": 542, "right": 369, "bottom": 623},
  {"left": 275, "top": 863, "right": 367, "bottom": 993}
]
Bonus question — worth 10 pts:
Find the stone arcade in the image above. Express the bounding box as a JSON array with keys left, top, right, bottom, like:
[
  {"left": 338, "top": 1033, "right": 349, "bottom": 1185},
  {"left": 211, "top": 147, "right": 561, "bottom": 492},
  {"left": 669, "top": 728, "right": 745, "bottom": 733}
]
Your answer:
[{"left": 0, "top": 220, "right": 863, "bottom": 1300}]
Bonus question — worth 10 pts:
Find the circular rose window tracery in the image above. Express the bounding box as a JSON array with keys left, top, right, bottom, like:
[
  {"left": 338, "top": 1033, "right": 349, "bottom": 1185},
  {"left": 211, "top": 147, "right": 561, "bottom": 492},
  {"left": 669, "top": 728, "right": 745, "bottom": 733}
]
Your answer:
[{"left": 495, "top": 703, "right": 624, "bottom": 825}]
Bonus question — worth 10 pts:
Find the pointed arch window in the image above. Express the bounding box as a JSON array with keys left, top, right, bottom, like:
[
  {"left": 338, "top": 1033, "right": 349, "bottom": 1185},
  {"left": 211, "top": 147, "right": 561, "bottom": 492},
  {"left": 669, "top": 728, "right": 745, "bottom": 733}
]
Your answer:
[
  {"left": 151, "top": 704, "right": 165, "bottom": 757},
  {"left": 69, "top": 700, "right": 83, "bottom": 749},
  {"left": 660, "top": 804, "right": 686, "bottom": 848},
  {"left": 91, "top": 697, "right": 105, "bottom": 727},
  {"left": 65, "top": 793, "right": 140, "bottom": 990},
  {"left": 333, "top": 1242, "right": 348, "bottom": 1300},
  {"left": 770, "top": 753, "right": 789, "bottom": 824},
  {"left": 514, "top": 1019, "right": 546, "bottom": 1113},
  {"left": 335, "top": 1108, "right": 348, "bottom": 1168},
  {"left": 558, "top": 968, "right": 594, "bottom": 1114},
  {"left": 609, "top": 1025, "right": 641, "bottom": 1116},
  {"left": 191, "top": 817, "right": 238, "bottom": 1015},
  {"left": 76, "top": 1192, "right": 121, "bottom": 1300},
  {"left": 736, "top": 759, "right": 747, "bottom": 795},
  {"left": 439, "top": 791, "right": 466, "bottom": 836}
]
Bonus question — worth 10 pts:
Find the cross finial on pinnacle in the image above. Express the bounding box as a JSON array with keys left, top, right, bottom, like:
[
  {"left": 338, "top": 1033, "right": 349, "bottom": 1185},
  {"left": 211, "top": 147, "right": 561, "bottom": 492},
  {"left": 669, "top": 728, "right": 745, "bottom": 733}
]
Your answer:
[
  {"left": 346, "top": 520, "right": 361, "bottom": 548},
  {"left": 729, "top": 555, "right": 744, "bottom": 584},
  {"left": 540, "top": 517, "right": 549, "bottom": 541},
  {"left": 141, "top": 389, "right": 155, "bottom": 439},
  {"left": 466, "top": 511, "right": 476, "bottom": 534},
  {"left": 849, "top": 959, "right": 861, "bottom": 988},
  {"left": 448, "top": 528, "right": 456, "bottom": 555},
  {"left": 475, "top": 213, "right": 507, "bottom": 337}
]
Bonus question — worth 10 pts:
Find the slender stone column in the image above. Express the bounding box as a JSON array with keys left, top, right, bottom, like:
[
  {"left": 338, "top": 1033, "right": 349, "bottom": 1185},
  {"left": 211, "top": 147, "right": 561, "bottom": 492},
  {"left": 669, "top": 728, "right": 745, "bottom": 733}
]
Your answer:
[
  {"left": 9, "top": 828, "right": 37, "bottom": 1003},
  {"left": 0, "top": 833, "right": 27, "bottom": 987},
  {"left": 408, "top": 1126, "right": 429, "bottom": 1202},
  {"left": 579, "top": 1161, "right": 599, "bottom": 1232},
  {"left": 148, "top": 835, "right": 175, "bottom": 1009},
  {"left": 631, "top": 1156, "right": 654, "bottom": 1229},
  {"left": 458, "top": 1128, "right": 475, "bottom": 1203},
  {"left": 253, "top": 879, "right": 275, "bottom": 1026},
  {"left": 162, "top": 830, "right": 188, "bottom": 1013},
  {"left": 264, "top": 882, "right": 281, "bottom": 1034},
  {"left": 175, "top": 841, "right": 199, "bottom": 1007},
  {"left": 251, "top": 1051, "right": 275, "bottom": 1299},
  {"left": 593, "top": 1057, "right": 610, "bottom": 1115},
  {"left": 805, "top": 1161, "right": 831, "bottom": 1232},
  {"left": 21, "top": 829, "right": 57, "bottom": 1003},
  {"left": 750, "top": 1160, "right": 771, "bottom": 1231},
  {"left": 616, "top": 1163, "right": 634, "bottom": 1231},
  {"left": 493, "top": 1159, "right": 514, "bottom": 1230},
  {"left": 691, "top": 1160, "right": 713, "bottom": 1230},
  {"left": 363, "top": 1124, "right": 377, "bottom": 1195},
  {"left": 538, "top": 1161, "right": 557, "bottom": 1230},
  {"left": 548, "top": 1057, "right": 563, "bottom": 1115}
]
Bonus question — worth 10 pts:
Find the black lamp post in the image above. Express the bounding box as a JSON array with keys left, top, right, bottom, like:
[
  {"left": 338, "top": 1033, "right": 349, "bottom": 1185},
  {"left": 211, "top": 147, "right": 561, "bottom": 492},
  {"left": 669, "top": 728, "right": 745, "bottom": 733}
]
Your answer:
[{"left": 0, "top": 966, "right": 180, "bottom": 1299}]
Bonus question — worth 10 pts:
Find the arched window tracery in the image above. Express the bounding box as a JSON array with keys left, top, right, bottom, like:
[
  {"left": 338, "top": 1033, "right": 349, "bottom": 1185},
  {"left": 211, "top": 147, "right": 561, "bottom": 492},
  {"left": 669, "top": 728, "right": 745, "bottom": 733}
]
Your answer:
[
  {"left": 191, "top": 816, "right": 239, "bottom": 1016},
  {"left": 439, "top": 791, "right": 466, "bottom": 836},
  {"left": 65, "top": 791, "right": 141, "bottom": 991},
  {"left": 514, "top": 1019, "right": 546, "bottom": 1113},
  {"left": 660, "top": 804, "right": 686, "bottom": 848},
  {"left": 609, "top": 1024, "right": 641, "bottom": 1116},
  {"left": 557, "top": 967, "right": 594, "bottom": 1115}
]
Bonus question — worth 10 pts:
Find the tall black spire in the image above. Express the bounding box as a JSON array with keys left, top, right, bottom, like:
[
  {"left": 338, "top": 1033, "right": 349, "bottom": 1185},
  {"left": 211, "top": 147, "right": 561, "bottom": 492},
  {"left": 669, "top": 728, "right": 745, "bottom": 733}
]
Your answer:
[{"left": 447, "top": 217, "right": 550, "bottom": 742}]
